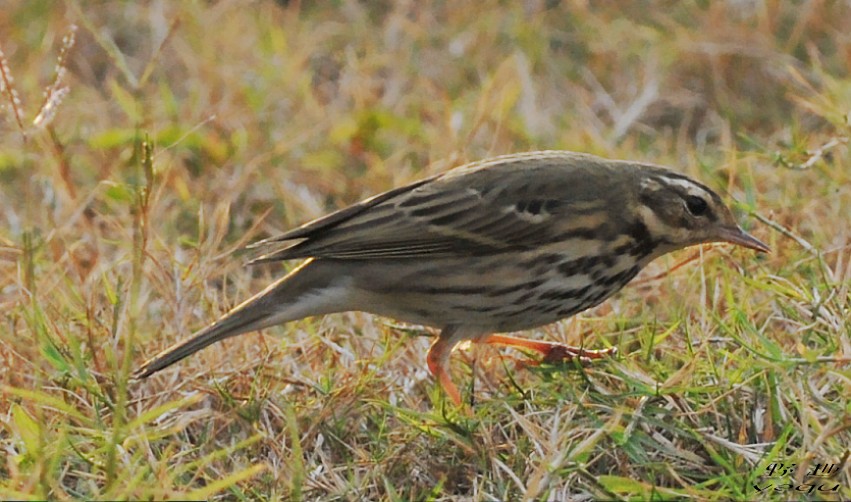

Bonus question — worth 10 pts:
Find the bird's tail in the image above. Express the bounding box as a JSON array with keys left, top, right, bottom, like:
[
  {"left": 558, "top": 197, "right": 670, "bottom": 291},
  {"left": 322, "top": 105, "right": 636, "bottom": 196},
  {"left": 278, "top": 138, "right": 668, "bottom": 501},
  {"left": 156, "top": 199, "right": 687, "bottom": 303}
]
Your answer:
[{"left": 133, "top": 259, "right": 347, "bottom": 379}]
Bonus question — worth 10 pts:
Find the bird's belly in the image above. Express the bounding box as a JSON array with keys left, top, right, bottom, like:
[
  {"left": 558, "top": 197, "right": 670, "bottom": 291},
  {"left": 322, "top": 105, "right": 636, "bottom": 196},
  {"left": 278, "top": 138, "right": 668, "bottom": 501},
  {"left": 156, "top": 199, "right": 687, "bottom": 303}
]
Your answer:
[{"left": 346, "top": 251, "right": 643, "bottom": 332}]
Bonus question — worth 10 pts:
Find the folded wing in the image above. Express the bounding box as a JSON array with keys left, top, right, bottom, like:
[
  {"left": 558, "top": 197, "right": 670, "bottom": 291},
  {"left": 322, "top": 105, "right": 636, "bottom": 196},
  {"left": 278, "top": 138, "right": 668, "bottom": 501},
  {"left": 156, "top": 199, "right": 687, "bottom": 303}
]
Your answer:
[{"left": 250, "top": 152, "right": 607, "bottom": 262}]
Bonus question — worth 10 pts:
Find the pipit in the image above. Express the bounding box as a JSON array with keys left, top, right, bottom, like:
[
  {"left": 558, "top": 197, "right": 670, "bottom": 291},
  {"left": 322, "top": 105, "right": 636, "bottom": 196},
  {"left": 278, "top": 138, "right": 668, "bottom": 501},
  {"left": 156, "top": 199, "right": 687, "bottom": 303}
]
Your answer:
[{"left": 134, "top": 151, "right": 769, "bottom": 405}]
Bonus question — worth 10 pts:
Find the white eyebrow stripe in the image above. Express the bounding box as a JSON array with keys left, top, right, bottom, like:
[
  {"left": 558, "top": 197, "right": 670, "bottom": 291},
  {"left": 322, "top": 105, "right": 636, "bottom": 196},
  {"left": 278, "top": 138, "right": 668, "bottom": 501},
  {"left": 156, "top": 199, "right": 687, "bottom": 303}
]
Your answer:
[{"left": 654, "top": 175, "right": 714, "bottom": 198}]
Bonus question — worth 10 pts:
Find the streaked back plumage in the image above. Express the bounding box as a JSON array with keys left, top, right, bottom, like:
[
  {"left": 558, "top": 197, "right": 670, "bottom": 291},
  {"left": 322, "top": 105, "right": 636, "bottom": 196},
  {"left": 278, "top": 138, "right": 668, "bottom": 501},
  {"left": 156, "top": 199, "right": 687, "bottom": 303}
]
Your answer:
[{"left": 251, "top": 151, "right": 646, "bottom": 262}]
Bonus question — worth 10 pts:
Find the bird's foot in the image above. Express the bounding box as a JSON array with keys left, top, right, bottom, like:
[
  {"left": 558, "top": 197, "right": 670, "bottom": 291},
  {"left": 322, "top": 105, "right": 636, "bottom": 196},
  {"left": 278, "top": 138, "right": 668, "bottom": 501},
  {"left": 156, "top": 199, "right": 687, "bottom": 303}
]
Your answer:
[
  {"left": 483, "top": 334, "right": 616, "bottom": 366},
  {"left": 539, "top": 344, "right": 617, "bottom": 365}
]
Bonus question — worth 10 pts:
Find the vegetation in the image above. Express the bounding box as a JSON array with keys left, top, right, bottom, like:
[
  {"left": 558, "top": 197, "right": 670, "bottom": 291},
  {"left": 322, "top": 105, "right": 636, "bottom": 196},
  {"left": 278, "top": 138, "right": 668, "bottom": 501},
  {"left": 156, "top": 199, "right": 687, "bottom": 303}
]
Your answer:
[{"left": 1, "top": 1, "right": 849, "bottom": 500}]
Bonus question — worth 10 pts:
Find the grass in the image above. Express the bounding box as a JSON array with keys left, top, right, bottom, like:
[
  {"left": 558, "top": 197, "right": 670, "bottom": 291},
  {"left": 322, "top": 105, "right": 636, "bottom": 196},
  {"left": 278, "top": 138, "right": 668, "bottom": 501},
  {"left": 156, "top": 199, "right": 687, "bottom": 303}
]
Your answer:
[{"left": 1, "top": 1, "right": 850, "bottom": 500}]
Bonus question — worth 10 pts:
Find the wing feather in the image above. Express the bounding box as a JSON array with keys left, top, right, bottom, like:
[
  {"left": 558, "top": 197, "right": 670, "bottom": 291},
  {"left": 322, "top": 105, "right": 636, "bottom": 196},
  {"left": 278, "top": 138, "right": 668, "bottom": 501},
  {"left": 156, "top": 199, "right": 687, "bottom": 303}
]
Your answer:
[{"left": 249, "top": 151, "right": 623, "bottom": 262}]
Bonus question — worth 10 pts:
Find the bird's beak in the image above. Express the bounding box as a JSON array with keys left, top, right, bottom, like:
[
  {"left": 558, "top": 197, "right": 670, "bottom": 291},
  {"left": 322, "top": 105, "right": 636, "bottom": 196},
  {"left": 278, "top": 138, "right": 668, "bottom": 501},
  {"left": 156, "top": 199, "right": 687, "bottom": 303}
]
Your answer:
[{"left": 717, "top": 226, "right": 770, "bottom": 253}]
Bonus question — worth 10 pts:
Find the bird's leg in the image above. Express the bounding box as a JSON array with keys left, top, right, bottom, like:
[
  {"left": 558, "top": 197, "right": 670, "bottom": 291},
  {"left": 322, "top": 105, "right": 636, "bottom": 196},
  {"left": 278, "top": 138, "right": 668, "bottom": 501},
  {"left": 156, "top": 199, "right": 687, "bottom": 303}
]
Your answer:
[
  {"left": 482, "top": 334, "right": 617, "bottom": 365},
  {"left": 426, "top": 326, "right": 467, "bottom": 406}
]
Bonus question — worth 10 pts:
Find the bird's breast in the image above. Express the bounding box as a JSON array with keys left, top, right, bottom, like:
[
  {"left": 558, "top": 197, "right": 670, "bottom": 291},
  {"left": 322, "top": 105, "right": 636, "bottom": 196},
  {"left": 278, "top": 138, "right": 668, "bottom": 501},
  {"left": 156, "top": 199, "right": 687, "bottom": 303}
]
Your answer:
[{"left": 343, "top": 244, "right": 646, "bottom": 332}]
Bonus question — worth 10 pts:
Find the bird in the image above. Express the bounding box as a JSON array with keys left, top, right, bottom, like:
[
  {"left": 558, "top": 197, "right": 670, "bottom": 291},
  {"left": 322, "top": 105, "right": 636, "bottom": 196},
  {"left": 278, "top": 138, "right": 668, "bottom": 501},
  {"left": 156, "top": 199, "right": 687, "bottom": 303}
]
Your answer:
[{"left": 133, "top": 150, "right": 769, "bottom": 405}]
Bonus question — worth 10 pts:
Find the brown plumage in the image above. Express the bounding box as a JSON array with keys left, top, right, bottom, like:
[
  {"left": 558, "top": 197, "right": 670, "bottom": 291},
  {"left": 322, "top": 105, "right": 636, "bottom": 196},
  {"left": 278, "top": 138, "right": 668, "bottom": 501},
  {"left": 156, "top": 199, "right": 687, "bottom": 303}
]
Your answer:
[{"left": 134, "top": 151, "right": 769, "bottom": 405}]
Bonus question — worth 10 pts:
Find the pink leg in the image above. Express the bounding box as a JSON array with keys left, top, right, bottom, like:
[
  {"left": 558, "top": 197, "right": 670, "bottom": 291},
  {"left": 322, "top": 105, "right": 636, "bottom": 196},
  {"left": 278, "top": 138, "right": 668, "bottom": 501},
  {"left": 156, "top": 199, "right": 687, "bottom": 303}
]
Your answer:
[{"left": 426, "top": 327, "right": 467, "bottom": 406}]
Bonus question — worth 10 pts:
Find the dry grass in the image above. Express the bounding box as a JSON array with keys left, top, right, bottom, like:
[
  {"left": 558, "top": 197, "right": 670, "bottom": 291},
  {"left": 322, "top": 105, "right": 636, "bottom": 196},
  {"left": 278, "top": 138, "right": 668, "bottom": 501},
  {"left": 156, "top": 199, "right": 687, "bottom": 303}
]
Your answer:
[{"left": 1, "top": 1, "right": 850, "bottom": 500}]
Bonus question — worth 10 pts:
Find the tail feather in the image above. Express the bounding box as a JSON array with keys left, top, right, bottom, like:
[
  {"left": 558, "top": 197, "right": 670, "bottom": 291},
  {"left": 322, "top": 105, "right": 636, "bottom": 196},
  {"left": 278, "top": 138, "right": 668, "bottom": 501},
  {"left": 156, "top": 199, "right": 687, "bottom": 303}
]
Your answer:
[
  {"left": 132, "top": 301, "right": 273, "bottom": 379},
  {"left": 133, "top": 259, "right": 346, "bottom": 379}
]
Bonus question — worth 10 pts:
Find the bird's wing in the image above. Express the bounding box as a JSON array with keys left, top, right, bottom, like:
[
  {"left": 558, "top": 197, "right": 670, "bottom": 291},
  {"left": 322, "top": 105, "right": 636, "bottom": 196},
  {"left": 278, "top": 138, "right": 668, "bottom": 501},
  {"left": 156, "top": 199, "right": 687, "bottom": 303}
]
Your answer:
[{"left": 250, "top": 152, "right": 613, "bottom": 262}]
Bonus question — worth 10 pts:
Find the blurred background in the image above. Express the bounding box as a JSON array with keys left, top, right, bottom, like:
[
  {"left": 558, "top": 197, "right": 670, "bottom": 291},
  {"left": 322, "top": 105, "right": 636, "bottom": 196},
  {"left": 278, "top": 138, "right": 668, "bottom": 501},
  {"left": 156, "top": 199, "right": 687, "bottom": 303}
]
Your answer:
[{"left": 1, "top": 1, "right": 849, "bottom": 500}]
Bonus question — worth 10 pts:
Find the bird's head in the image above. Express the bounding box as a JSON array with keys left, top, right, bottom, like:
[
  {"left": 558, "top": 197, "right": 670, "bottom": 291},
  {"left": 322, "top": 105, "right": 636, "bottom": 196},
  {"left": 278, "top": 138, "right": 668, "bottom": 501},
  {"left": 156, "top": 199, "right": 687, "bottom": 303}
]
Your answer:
[{"left": 635, "top": 168, "right": 770, "bottom": 256}]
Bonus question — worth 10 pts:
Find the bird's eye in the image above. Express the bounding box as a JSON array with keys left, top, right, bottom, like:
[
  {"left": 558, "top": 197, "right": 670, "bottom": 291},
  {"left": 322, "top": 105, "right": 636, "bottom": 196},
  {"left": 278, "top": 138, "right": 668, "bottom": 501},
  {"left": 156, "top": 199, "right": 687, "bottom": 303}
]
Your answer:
[{"left": 685, "top": 195, "right": 708, "bottom": 216}]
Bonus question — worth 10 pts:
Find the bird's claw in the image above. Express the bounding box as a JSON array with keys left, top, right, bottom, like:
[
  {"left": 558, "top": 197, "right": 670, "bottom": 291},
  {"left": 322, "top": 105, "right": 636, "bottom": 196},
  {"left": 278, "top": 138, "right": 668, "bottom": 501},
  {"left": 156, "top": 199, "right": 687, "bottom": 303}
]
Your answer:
[{"left": 540, "top": 345, "right": 618, "bottom": 365}]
